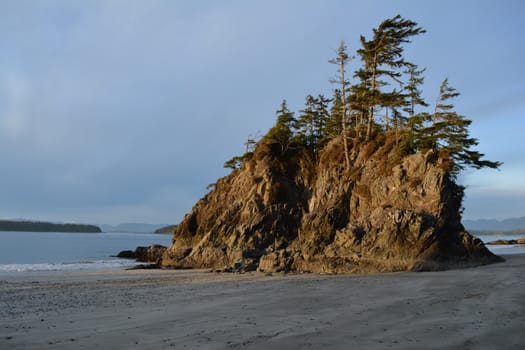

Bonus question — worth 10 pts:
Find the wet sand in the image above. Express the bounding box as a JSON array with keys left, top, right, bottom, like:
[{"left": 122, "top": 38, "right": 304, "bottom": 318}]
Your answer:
[{"left": 1, "top": 255, "right": 524, "bottom": 349}]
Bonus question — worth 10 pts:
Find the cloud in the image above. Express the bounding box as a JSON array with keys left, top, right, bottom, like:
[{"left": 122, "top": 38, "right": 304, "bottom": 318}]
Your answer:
[{"left": 1, "top": 72, "right": 31, "bottom": 137}]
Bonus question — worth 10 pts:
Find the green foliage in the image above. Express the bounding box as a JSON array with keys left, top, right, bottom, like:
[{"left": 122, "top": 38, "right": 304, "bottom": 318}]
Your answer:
[
  {"left": 223, "top": 15, "right": 501, "bottom": 177},
  {"left": 295, "top": 94, "right": 332, "bottom": 154},
  {"left": 355, "top": 15, "right": 426, "bottom": 140},
  {"left": 403, "top": 65, "right": 428, "bottom": 117},
  {"left": 326, "top": 89, "right": 343, "bottom": 137},
  {"left": 417, "top": 79, "right": 502, "bottom": 174},
  {"left": 275, "top": 99, "right": 296, "bottom": 130},
  {"left": 223, "top": 133, "right": 258, "bottom": 170},
  {"left": 262, "top": 100, "right": 297, "bottom": 156},
  {"left": 224, "top": 152, "right": 253, "bottom": 170}
]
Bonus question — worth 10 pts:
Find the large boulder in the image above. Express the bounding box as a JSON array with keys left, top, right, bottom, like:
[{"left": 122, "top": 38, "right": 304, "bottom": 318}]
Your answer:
[{"left": 134, "top": 244, "right": 167, "bottom": 263}]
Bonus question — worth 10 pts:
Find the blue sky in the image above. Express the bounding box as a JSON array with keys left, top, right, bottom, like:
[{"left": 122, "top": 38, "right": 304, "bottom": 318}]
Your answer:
[{"left": 1, "top": 0, "right": 524, "bottom": 225}]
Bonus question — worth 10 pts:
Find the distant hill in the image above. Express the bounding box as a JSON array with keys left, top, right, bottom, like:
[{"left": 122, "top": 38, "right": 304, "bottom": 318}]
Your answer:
[
  {"left": 154, "top": 225, "right": 177, "bottom": 234},
  {"left": 0, "top": 220, "right": 101, "bottom": 233},
  {"left": 464, "top": 217, "right": 525, "bottom": 231},
  {"left": 100, "top": 223, "right": 169, "bottom": 233}
]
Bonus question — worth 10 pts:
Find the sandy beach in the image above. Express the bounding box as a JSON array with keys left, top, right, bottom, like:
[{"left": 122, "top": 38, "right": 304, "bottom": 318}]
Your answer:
[{"left": 1, "top": 255, "right": 524, "bottom": 350}]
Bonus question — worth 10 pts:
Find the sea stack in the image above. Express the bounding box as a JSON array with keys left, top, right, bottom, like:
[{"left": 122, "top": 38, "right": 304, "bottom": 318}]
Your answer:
[
  {"left": 161, "top": 136, "right": 503, "bottom": 273},
  {"left": 159, "top": 15, "right": 504, "bottom": 274}
]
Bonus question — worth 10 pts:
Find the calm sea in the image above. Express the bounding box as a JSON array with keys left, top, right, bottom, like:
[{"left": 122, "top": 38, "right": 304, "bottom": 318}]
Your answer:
[{"left": 0, "top": 231, "right": 172, "bottom": 275}]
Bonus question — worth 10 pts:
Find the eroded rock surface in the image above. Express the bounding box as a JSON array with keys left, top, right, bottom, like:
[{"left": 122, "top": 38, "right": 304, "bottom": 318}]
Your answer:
[{"left": 162, "top": 137, "right": 502, "bottom": 273}]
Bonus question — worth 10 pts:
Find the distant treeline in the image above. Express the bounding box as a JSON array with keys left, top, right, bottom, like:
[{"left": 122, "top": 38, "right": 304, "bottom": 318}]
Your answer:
[
  {"left": 0, "top": 220, "right": 101, "bottom": 233},
  {"left": 154, "top": 225, "right": 177, "bottom": 234},
  {"left": 470, "top": 229, "right": 525, "bottom": 236}
]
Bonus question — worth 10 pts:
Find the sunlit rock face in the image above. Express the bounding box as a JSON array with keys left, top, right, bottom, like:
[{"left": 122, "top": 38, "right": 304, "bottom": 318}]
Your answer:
[{"left": 162, "top": 136, "right": 502, "bottom": 274}]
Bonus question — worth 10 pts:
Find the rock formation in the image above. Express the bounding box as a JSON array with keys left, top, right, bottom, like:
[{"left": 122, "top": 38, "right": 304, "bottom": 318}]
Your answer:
[
  {"left": 486, "top": 237, "right": 525, "bottom": 245},
  {"left": 117, "top": 244, "right": 167, "bottom": 263},
  {"left": 161, "top": 136, "right": 503, "bottom": 273}
]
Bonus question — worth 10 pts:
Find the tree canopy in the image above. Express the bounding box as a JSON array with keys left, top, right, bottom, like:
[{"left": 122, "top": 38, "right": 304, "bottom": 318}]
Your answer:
[{"left": 225, "top": 15, "right": 501, "bottom": 177}]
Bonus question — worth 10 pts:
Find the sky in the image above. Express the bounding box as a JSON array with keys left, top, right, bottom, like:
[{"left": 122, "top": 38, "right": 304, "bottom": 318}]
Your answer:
[{"left": 1, "top": 0, "right": 524, "bottom": 225}]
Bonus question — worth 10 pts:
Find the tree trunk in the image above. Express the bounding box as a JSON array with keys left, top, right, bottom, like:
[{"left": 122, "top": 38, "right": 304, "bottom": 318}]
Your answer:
[
  {"left": 340, "top": 61, "right": 350, "bottom": 170},
  {"left": 366, "top": 53, "right": 378, "bottom": 141}
]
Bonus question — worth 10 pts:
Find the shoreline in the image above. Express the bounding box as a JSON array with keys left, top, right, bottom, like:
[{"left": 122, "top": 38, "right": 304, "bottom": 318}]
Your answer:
[
  {"left": 1, "top": 255, "right": 524, "bottom": 349},
  {"left": 1, "top": 232, "right": 522, "bottom": 277}
]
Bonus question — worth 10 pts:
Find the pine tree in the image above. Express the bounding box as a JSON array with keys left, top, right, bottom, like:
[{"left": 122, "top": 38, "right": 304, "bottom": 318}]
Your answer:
[
  {"left": 275, "top": 99, "right": 296, "bottom": 130},
  {"left": 422, "top": 79, "right": 501, "bottom": 174},
  {"left": 356, "top": 15, "right": 426, "bottom": 140},
  {"left": 224, "top": 134, "right": 259, "bottom": 170},
  {"left": 296, "top": 94, "right": 332, "bottom": 154},
  {"left": 296, "top": 95, "right": 319, "bottom": 151},
  {"left": 263, "top": 100, "right": 297, "bottom": 155},
  {"left": 348, "top": 81, "right": 368, "bottom": 138},
  {"left": 314, "top": 94, "right": 332, "bottom": 146},
  {"left": 399, "top": 64, "right": 428, "bottom": 150},
  {"left": 326, "top": 89, "right": 343, "bottom": 139},
  {"left": 329, "top": 41, "right": 352, "bottom": 169},
  {"left": 403, "top": 64, "right": 428, "bottom": 117},
  {"left": 227, "top": 17, "right": 501, "bottom": 179}
]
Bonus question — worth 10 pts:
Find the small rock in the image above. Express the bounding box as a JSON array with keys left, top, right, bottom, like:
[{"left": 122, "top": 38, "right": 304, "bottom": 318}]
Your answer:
[
  {"left": 116, "top": 250, "right": 136, "bottom": 259},
  {"left": 126, "top": 263, "right": 161, "bottom": 270}
]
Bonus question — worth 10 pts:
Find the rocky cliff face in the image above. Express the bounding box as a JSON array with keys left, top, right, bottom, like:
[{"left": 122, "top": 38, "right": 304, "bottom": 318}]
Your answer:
[{"left": 162, "top": 137, "right": 502, "bottom": 273}]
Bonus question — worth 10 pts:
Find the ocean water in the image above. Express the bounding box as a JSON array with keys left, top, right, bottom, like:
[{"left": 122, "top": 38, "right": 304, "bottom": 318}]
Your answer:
[
  {"left": 475, "top": 234, "right": 525, "bottom": 256},
  {"left": 0, "top": 231, "right": 172, "bottom": 275}
]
